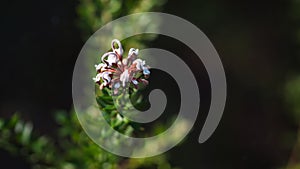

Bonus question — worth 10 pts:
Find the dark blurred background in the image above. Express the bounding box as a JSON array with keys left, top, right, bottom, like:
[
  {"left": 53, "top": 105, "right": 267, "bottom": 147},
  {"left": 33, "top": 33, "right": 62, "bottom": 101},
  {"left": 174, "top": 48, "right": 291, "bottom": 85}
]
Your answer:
[
  {"left": 0, "top": 0, "right": 82, "bottom": 132},
  {"left": 1, "top": 0, "right": 300, "bottom": 169}
]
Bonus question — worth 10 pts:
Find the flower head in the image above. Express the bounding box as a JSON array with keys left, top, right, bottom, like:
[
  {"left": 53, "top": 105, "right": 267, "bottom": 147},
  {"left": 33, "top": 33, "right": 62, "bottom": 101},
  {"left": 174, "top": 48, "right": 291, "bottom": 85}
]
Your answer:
[{"left": 93, "top": 39, "right": 150, "bottom": 94}]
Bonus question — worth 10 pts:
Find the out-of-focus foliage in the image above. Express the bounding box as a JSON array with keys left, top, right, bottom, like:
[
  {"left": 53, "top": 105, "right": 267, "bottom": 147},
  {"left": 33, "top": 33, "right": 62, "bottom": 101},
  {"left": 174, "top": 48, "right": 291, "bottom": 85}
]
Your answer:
[
  {"left": 0, "top": 0, "right": 177, "bottom": 169},
  {"left": 285, "top": 77, "right": 300, "bottom": 124},
  {"left": 284, "top": 77, "right": 300, "bottom": 169},
  {"left": 284, "top": 0, "right": 300, "bottom": 168},
  {"left": 0, "top": 112, "right": 177, "bottom": 169},
  {"left": 0, "top": 114, "right": 57, "bottom": 169},
  {"left": 77, "top": 0, "right": 166, "bottom": 42}
]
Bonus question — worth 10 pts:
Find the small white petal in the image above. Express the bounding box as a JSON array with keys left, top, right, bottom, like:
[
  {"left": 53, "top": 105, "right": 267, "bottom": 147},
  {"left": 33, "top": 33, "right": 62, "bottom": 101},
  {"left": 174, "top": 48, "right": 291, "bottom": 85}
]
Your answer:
[
  {"left": 107, "top": 55, "right": 118, "bottom": 66},
  {"left": 93, "top": 73, "right": 102, "bottom": 82},
  {"left": 128, "top": 48, "right": 139, "bottom": 60},
  {"left": 133, "top": 59, "right": 150, "bottom": 75},
  {"left": 120, "top": 69, "right": 130, "bottom": 87},
  {"left": 101, "top": 52, "right": 118, "bottom": 67},
  {"left": 95, "top": 63, "right": 106, "bottom": 71},
  {"left": 111, "top": 39, "right": 123, "bottom": 56},
  {"left": 143, "top": 69, "right": 150, "bottom": 75},
  {"left": 132, "top": 79, "right": 138, "bottom": 85},
  {"left": 133, "top": 59, "right": 144, "bottom": 70},
  {"left": 102, "top": 72, "right": 111, "bottom": 85}
]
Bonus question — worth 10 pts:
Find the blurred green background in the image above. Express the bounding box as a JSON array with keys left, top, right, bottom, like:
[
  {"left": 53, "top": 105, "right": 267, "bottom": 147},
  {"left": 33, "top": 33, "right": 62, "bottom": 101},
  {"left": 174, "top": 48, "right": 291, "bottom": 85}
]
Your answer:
[{"left": 1, "top": 0, "right": 300, "bottom": 168}]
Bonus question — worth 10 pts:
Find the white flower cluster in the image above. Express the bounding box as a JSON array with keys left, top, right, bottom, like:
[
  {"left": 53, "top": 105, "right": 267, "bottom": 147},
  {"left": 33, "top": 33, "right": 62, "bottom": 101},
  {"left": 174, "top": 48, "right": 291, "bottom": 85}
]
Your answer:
[{"left": 93, "top": 39, "right": 150, "bottom": 94}]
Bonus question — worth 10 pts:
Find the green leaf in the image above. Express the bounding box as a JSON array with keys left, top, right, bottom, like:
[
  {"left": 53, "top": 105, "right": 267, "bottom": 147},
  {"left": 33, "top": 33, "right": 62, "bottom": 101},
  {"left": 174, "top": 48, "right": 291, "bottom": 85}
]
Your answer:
[
  {"left": 31, "top": 136, "right": 49, "bottom": 153},
  {"left": 55, "top": 111, "right": 67, "bottom": 124},
  {"left": 14, "top": 121, "right": 24, "bottom": 133},
  {"left": 124, "top": 126, "right": 134, "bottom": 136},
  {"left": 21, "top": 123, "right": 33, "bottom": 145},
  {"left": 0, "top": 119, "right": 3, "bottom": 129},
  {"left": 8, "top": 113, "right": 20, "bottom": 128}
]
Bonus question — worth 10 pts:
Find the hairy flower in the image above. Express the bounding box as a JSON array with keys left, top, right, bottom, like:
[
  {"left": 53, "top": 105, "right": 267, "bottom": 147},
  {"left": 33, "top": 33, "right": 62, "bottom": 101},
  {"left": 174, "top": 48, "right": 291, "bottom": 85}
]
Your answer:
[{"left": 93, "top": 39, "right": 150, "bottom": 94}]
